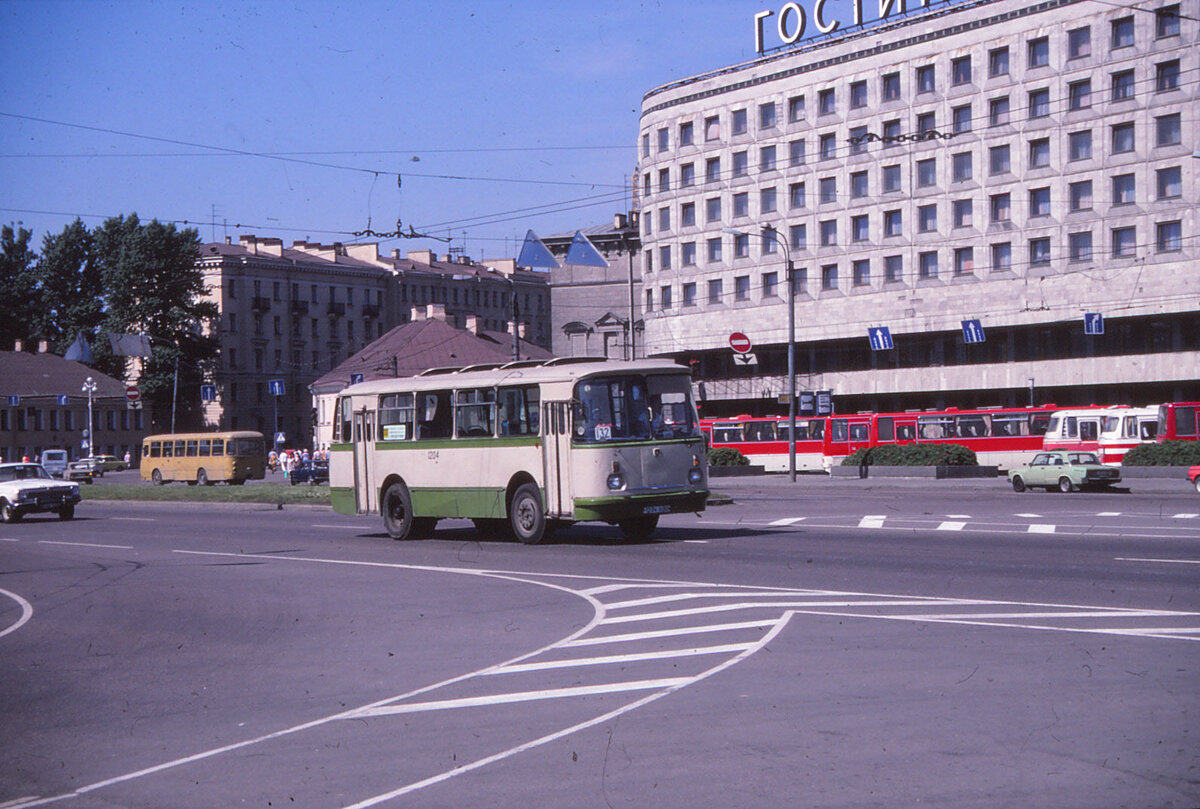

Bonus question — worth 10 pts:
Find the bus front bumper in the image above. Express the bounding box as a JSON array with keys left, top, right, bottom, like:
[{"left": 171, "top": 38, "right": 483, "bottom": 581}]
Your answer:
[{"left": 572, "top": 489, "right": 709, "bottom": 522}]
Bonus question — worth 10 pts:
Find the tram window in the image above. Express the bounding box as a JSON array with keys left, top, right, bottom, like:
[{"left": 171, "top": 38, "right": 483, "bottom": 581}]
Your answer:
[
  {"left": 744, "top": 421, "right": 777, "bottom": 442},
  {"left": 896, "top": 423, "right": 916, "bottom": 441},
  {"left": 877, "top": 417, "right": 895, "bottom": 441},
  {"left": 1079, "top": 420, "right": 1098, "bottom": 441},
  {"left": 831, "top": 419, "right": 848, "bottom": 441},
  {"left": 498, "top": 386, "right": 539, "bottom": 436},
  {"left": 713, "top": 425, "right": 743, "bottom": 443},
  {"left": 1029, "top": 415, "right": 1050, "bottom": 435},
  {"left": 1177, "top": 407, "right": 1197, "bottom": 437},
  {"left": 417, "top": 391, "right": 453, "bottom": 440},
  {"left": 379, "top": 393, "right": 415, "bottom": 441},
  {"left": 955, "top": 415, "right": 989, "bottom": 438},
  {"left": 1065, "top": 417, "right": 1078, "bottom": 438},
  {"left": 808, "top": 419, "right": 824, "bottom": 439},
  {"left": 1140, "top": 420, "right": 1157, "bottom": 440},
  {"left": 849, "top": 423, "right": 869, "bottom": 440},
  {"left": 918, "top": 416, "right": 953, "bottom": 439},
  {"left": 455, "top": 389, "right": 496, "bottom": 438}
]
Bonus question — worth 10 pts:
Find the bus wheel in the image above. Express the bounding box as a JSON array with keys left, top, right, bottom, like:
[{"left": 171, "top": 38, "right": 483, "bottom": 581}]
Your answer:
[
  {"left": 509, "top": 483, "right": 546, "bottom": 544},
  {"left": 618, "top": 515, "right": 659, "bottom": 541},
  {"left": 151, "top": 468, "right": 163, "bottom": 486},
  {"left": 381, "top": 480, "right": 416, "bottom": 540},
  {"left": 197, "top": 468, "right": 209, "bottom": 486}
]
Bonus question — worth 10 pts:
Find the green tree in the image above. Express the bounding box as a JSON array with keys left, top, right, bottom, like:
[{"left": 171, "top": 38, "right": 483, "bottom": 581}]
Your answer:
[
  {"left": 0, "top": 224, "right": 39, "bottom": 351},
  {"left": 32, "top": 219, "right": 104, "bottom": 354},
  {"left": 92, "top": 214, "right": 218, "bottom": 431}
]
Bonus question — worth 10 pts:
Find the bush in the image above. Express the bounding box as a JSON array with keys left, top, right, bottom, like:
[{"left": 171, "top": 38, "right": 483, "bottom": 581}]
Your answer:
[
  {"left": 708, "top": 447, "right": 750, "bottom": 466},
  {"left": 1122, "top": 441, "right": 1200, "bottom": 466},
  {"left": 840, "top": 443, "right": 978, "bottom": 467}
]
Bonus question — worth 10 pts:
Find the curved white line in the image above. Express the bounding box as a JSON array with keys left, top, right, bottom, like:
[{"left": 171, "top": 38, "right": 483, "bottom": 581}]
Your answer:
[{"left": 0, "top": 587, "right": 33, "bottom": 640}]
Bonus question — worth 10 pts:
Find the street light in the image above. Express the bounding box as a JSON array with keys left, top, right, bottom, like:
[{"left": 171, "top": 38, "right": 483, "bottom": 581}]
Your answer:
[
  {"left": 81, "top": 376, "right": 97, "bottom": 459},
  {"left": 724, "top": 226, "right": 797, "bottom": 481}
]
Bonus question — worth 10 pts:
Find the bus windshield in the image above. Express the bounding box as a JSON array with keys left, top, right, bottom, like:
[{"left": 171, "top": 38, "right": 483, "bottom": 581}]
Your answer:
[
  {"left": 232, "top": 437, "right": 264, "bottom": 457},
  {"left": 573, "top": 374, "right": 699, "bottom": 443}
]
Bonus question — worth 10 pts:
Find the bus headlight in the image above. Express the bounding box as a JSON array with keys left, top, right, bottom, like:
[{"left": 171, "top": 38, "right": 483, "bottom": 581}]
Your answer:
[
  {"left": 688, "top": 467, "right": 703, "bottom": 485},
  {"left": 607, "top": 473, "right": 626, "bottom": 491}
]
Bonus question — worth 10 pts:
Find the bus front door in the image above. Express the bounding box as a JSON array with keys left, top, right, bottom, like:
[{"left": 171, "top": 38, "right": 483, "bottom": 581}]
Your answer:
[
  {"left": 542, "top": 401, "right": 573, "bottom": 519},
  {"left": 353, "top": 409, "right": 376, "bottom": 514}
]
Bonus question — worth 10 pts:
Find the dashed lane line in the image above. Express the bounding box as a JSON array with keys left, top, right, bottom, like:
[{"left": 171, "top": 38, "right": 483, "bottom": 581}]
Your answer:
[
  {"left": 38, "top": 540, "right": 134, "bottom": 550},
  {"left": 1115, "top": 556, "right": 1200, "bottom": 566},
  {"left": 937, "top": 521, "right": 967, "bottom": 531},
  {"left": 1028, "top": 524, "right": 1056, "bottom": 534}
]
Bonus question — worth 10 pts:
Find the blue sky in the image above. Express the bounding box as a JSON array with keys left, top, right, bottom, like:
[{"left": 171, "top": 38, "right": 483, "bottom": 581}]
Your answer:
[{"left": 2, "top": 1, "right": 876, "bottom": 260}]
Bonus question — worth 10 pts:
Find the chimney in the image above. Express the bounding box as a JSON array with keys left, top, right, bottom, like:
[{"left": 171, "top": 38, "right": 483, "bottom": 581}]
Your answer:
[
  {"left": 614, "top": 213, "right": 627, "bottom": 229},
  {"left": 465, "top": 314, "right": 481, "bottom": 335},
  {"left": 410, "top": 306, "right": 427, "bottom": 321},
  {"left": 13, "top": 340, "right": 22, "bottom": 352},
  {"left": 38, "top": 340, "right": 49, "bottom": 353},
  {"left": 225, "top": 236, "right": 232, "bottom": 245},
  {"left": 407, "top": 249, "right": 435, "bottom": 265},
  {"left": 518, "top": 323, "right": 528, "bottom": 339},
  {"left": 426, "top": 303, "right": 446, "bottom": 321}
]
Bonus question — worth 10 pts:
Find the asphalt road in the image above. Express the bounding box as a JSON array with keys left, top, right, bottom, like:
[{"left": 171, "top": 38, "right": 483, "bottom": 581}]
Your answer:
[{"left": 1, "top": 479, "right": 1198, "bottom": 809}]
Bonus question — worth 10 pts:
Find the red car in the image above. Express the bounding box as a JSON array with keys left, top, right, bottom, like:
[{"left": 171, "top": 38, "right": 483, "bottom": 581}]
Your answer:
[{"left": 1190, "top": 465, "right": 1200, "bottom": 494}]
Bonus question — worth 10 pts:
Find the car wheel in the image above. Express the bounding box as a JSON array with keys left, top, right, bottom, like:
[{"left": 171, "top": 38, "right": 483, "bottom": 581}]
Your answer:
[
  {"left": 618, "top": 514, "right": 660, "bottom": 541},
  {"left": 151, "top": 468, "right": 163, "bottom": 486},
  {"left": 0, "top": 500, "right": 20, "bottom": 523},
  {"left": 509, "top": 483, "right": 546, "bottom": 545},
  {"left": 197, "top": 468, "right": 209, "bottom": 487},
  {"left": 1194, "top": 477, "right": 1200, "bottom": 495},
  {"left": 59, "top": 504, "right": 75, "bottom": 520},
  {"left": 1058, "top": 476, "right": 1075, "bottom": 493},
  {"left": 381, "top": 480, "right": 416, "bottom": 540},
  {"left": 1011, "top": 476, "right": 1026, "bottom": 493}
]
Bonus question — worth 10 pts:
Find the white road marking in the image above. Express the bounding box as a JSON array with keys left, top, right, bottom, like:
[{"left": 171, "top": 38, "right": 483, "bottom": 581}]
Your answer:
[
  {"left": 562, "top": 620, "right": 777, "bottom": 647},
  {"left": 486, "top": 643, "right": 756, "bottom": 674},
  {"left": 0, "top": 588, "right": 34, "bottom": 640},
  {"left": 1015, "top": 513, "right": 1041, "bottom": 518},
  {"left": 1171, "top": 513, "right": 1198, "bottom": 519},
  {"left": 38, "top": 540, "right": 134, "bottom": 550},
  {"left": 1028, "top": 524, "right": 1056, "bottom": 534},
  {"left": 311, "top": 524, "right": 367, "bottom": 529},
  {"left": 1097, "top": 511, "right": 1122, "bottom": 517},
  {"left": 600, "top": 599, "right": 991, "bottom": 625},
  {"left": 769, "top": 517, "right": 806, "bottom": 526},
  {"left": 858, "top": 515, "right": 886, "bottom": 529},
  {"left": 0, "top": 537, "right": 18, "bottom": 542},
  {"left": 111, "top": 517, "right": 156, "bottom": 522},
  {"left": 605, "top": 590, "right": 833, "bottom": 610},
  {"left": 936, "top": 521, "right": 966, "bottom": 531},
  {"left": 1115, "top": 556, "right": 1200, "bottom": 566},
  {"left": 946, "top": 514, "right": 972, "bottom": 519}
]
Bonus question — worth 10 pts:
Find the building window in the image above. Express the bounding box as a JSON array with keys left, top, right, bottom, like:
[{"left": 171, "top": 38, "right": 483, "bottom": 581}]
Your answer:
[
  {"left": 706, "top": 197, "right": 722, "bottom": 222},
  {"left": 704, "top": 115, "right": 720, "bottom": 141},
  {"left": 850, "top": 80, "right": 867, "bottom": 109},
  {"left": 883, "top": 164, "right": 901, "bottom": 192},
  {"left": 680, "top": 163, "right": 695, "bottom": 187},
  {"left": 990, "top": 192, "right": 1011, "bottom": 222},
  {"left": 1157, "top": 221, "right": 1182, "bottom": 252},
  {"left": 1111, "top": 16, "right": 1134, "bottom": 49},
  {"left": 989, "top": 96, "right": 1010, "bottom": 127},
  {"left": 919, "top": 251, "right": 938, "bottom": 279},
  {"left": 682, "top": 282, "right": 697, "bottom": 306},
  {"left": 788, "top": 94, "right": 805, "bottom": 122},
  {"left": 657, "top": 127, "right": 669, "bottom": 152},
  {"left": 735, "top": 275, "right": 751, "bottom": 301},
  {"left": 1068, "top": 130, "right": 1092, "bottom": 161},
  {"left": 1069, "top": 232, "right": 1093, "bottom": 262},
  {"left": 916, "top": 64, "right": 935, "bottom": 93},
  {"left": 1112, "top": 173, "right": 1136, "bottom": 205},
  {"left": 917, "top": 158, "right": 936, "bottom": 187},
  {"left": 951, "top": 56, "right": 972, "bottom": 85},
  {"left": 1029, "top": 138, "right": 1050, "bottom": 168},
  {"left": 644, "top": 250, "right": 654, "bottom": 275},
  {"left": 882, "top": 119, "right": 901, "bottom": 144},
  {"left": 1029, "top": 88, "right": 1050, "bottom": 118},
  {"left": 1156, "top": 113, "right": 1181, "bottom": 146},
  {"left": 732, "top": 150, "right": 748, "bottom": 176},
  {"left": 762, "top": 229, "right": 778, "bottom": 255},
  {"left": 991, "top": 242, "right": 1012, "bottom": 272},
  {"left": 658, "top": 168, "right": 669, "bottom": 192},
  {"left": 732, "top": 108, "right": 747, "bottom": 135},
  {"left": 1157, "top": 60, "right": 1180, "bottom": 92},
  {"left": 707, "top": 238, "right": 723, "bottom": 263},
  {"left": 851, "top": 214, "right": 869, "bottom": 242},
  {"left": 708, "top": 278, "right": 723, "bottom": 303},
  {"left": 681, "top": 202, "right": 696, "bottom": 227},
  {"left": 682, "top": 242, "right": 697, "bottom": 266},
  {"left": 1029, "top": 187, "right": 1051, "bottom": 217},
  {"left": 951, "top": 152, "right": 972, "bottom": 182},
  {"left": 1112, "top": 226, "right": 1137, "bottom": 257},
  {"left": 989, "top": 46, "right": 1009, "bottom": 77},
  {"left": 679, "top": 121, "right": 693, "bottom": 146},
  {"left": 789, "top": 181, "right": 807, "bottom": 209},
  {"left": 850, "top": 171, "right": 868, "bottom": 198},
  {"left": 790, "top": 224, "right": 807, "bottom": 250},
  {"left": 883, "top": 209, "right": 903, "bottom": 236},
  {"left": 819, "top": 177, "right": 837, "bottom": 203},
  {"left": 916, "top": 112, "right": 936, "bottom": 134},
  {"left": 882, "top": 72, "right": 901, "bottom": 100},
  {"left": 1111, "top": 69, "right": 1135, "bottom": 101},
  {"left": 1111, "top": 122, "right": 1135, "bottom": 153},
  {"left": 705, "top": 157, "right": 720, "bottom": 182},
  {"left": 1029, "top": 237, "right": 1051, "bottom": 266},
  {"left": 645, "top": 289, "right": 653, "bottom": 312},
  {"left": 918, "top": 204, "right": 938, "bottom": 233},
  {"left": 848, "top": 126, "right": 868, "bottom": 155},
  {"left": 1069, "top": 180, "right": 1093, "bottom": 211},
  {"left": 1068, "top": 26, "right": 1091, "bottom": 58},
  {"left": 760, "top": 145, "right": 777, "bottom": 171},
  {"left": 819, "top": 88, "right": 835, "bottom": 115},
  {"left": 953, "top": 199, "right": 973, "bottom": 228},
  {"left": 1157, "top": 4, "right": 1180, "bottom": 37},
  {"left": 762, "top": 272, "right": 778, "bottom": 297},
  {"left": 885, "top": 255, "right": 903, "bottom": 282},
  {"left": 642, "top": 133, "right": 650, "bottom": 157},
  {"left": 1067, "top": 80, "right": 1091, "bottom": 110},
  {"left": 1157, "top": 166, "right": 1182, "bottom": 199},
  {"left": 658, "top": 207, "right": 670, "bottom": 232},
  {"left": 759, "top": 102, "right": 776, "bottom": 130},
  {"left": 821, "top": 264, "right": 839, "bottom": 290},
  {"left": 954, "top": 247, "right": 974, "bottom": 275},
  {"left": 1027, "top": 37, "right": 1049, "bottom": 68},
  {"left": 761, "top": 186, "right": 777, "bottom": 213},
  {"left": 659, "top": 246, "right": 671, "bottom": 271},
  {"left": 733, "top": 192, "right": 749, "bottom": 218},
  {"left": 952, "top": 104, "right": 972, "bottom": 134},
  {"left": 819, "top": 219, "right": 838, "bottom": 246},
  {"left": 660, "top": 285, "right": 672, "bottom": 309},
  {"left": 819, "top": 133, "right": 837, "bottom": 160}
]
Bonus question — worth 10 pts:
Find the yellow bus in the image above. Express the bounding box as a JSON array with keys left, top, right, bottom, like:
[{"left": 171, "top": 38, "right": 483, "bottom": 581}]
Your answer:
[
  {"left": 140, "top": 431, "right": 266, "bottom": 486},
  {"left": 329, "top": 358, "right": 708, "bottom": 543}
]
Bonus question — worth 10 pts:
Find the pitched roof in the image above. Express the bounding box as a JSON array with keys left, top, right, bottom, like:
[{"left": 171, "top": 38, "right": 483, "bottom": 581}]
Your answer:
[
  {"left": 0, "top": 351, "right": 129, "bottom": 400},
  {"left": 310, "top": 318, "right": 554, "bottom": 392}
]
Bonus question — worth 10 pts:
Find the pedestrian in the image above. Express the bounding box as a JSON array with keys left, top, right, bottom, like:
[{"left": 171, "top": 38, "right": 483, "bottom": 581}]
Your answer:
[{"left": 123, "top": 450, "right": 131, "bottom": 468}]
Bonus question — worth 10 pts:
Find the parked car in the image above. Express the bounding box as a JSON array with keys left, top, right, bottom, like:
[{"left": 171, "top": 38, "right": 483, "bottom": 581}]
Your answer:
[
  {"left": 1189, "top": 465, "right": 1200, "bottom": 494},
  {"left": 63, "top": 461, "right": 98, "bottom": 483},
  {"left": 39, "top": 449, "right": 69, "bottom": 477},
  {"left": 0, "top": 462, "right": 82, "bottom": 522},
  {"left": 1009, "top": 450, "right": 1120, "bottom": 492},
  {"left": 289, "top": 459, "right": 329, "bottom": 486}
]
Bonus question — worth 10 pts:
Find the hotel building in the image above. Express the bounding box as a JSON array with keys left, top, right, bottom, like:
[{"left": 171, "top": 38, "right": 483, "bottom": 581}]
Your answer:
[{"left": 636, "top": 0, "right": 1198, "bottom": 414}]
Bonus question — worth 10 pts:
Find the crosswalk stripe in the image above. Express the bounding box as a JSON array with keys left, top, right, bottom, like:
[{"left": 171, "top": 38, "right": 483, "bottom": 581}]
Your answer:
[
  {"left": 1028, "top": 524, "right": 1056, "bottom": 533},
  {"left": 859, "top": 515, "right": 886, "bottom": 528},
  {"left": 937, "top": 521, "right": 966, "bottom": 531},
  {"left": 561, "top": 619, "right": 777, "bottom": 647},
  {"left": 1171, "top": 513, "right": 1198, "bottom": 519},
  {"left": 769, "top": 517, "right": 806, "bottom": 526},
  {"left": 486, "top": 643, "right": 755, "bottom": 675}
]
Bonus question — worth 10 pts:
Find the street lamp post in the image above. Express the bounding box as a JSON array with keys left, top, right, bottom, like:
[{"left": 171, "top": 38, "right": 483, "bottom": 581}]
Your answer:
[
  {"left": 81, "top": 376, "right": 97, "bottom": 459},
  {"left": 487, "top": 269, "right": 520, "bottom": 361}
]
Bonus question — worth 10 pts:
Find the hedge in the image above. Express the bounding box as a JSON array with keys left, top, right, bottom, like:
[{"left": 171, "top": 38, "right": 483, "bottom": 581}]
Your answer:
[
  {"left": 1121, "top": 440, "right": 1200, "bottom": 466},
  {"left": 708, "top": 447, "right": 750, "bottom": 466},
  {"left": 840, "top": 443, "right": 978, "bottom": 467}
]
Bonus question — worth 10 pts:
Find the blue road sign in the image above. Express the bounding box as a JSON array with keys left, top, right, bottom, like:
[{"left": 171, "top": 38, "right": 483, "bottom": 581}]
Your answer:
[
  {"left": 868, "top": 326, "right": 894, "bottom": 351},
  {"left": 7, "top": 395, "right": 18, "bottom": 406},
  {"left": 57, "top": 395, "right": 69, "bottom": 405},
  {"left": 1084, "top": 312, "right": 1104, "bottom": 335},
  {"left": 816, "top": 390, "right": 833, "bottom": 416},
  {"left": 200, "top": 384, "right": 217, "bottom": 402},
  {"left": 961, "top": 319, "right": 986, "bottom": 344},
  {"left": 798, "top": 392, "right": 816, "bottom": 417},
  {"left": 349, "top": 372, "right": 364, "bottom": 385},
  {"left": 269, "top": 379, "right": 285, "bottom": 396}
]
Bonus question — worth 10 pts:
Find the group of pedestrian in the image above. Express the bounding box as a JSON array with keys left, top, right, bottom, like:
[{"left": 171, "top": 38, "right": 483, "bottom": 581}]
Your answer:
[{"left": 267, "top": 447, "right": 328, "bottom": 479}]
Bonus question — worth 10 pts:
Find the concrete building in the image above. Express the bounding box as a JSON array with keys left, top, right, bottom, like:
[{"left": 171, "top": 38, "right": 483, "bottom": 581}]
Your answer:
[
  {"left": 636, "top": 0, "right": 1198, "bottom": 415},
  {"left": 0, "top": 342, "right": 148, "bottom": 464},
  {"left": 196, "top": 235, "right": 551, "bottom": 447}
]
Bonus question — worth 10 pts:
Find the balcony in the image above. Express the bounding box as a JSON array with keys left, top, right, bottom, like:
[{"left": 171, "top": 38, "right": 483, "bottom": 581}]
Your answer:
[
  {"left": 362, "top": 303, "right": 380, "bottom": 318},
  {"left": 290, "top": 300, "right": 310, "bottom": 315},
  {"left": 251, "top": 296, "right": 272, "bottom": 312},
  {"left": 327, "top": 302, "right": 346, "bottom": 316}
]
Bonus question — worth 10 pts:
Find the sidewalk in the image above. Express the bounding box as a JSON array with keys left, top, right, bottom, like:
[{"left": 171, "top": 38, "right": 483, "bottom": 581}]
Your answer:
[{"left": 709, "top": 470, "right": 1196, "bottom": 496}]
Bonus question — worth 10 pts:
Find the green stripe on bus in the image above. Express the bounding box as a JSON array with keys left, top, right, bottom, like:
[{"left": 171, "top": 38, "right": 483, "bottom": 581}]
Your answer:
[
  {"left": 330, "top": 487, "right": 356, "bottom": 515},
  {"left": 410, "top": 487, "right": 508, "bottom": 519}
]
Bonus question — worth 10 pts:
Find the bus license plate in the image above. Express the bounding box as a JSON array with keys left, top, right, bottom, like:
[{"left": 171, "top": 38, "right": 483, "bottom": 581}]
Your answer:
[{"left": 643, "top": 505, "right": 670, "bottom": 515}]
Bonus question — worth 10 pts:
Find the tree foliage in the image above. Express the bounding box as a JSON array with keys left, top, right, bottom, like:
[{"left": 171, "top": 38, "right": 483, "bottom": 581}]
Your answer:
[
  {"left": 32, "top": 220, "right": 104, "bottom": 354},
  {"left": 0, "top": 224, "right": 38, "bottom": 351}
]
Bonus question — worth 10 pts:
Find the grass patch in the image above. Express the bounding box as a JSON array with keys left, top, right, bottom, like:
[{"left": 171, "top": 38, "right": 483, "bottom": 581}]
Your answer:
[{"left": 80, "top": 483, "right": 331, "bottom": 506}]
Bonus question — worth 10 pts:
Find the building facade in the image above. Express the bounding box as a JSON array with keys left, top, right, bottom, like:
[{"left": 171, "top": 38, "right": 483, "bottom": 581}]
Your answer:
[
  {"left": 636, "top": 0, "right": 1198, "bottom": 415},
  {"left": 197, "top": 235, "right": 551, "bottom": 447}
]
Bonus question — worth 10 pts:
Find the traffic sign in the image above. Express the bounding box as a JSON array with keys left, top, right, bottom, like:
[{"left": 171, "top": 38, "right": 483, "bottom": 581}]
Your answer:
[
  {"left": 274, "top": 432, "right": 286, "bottom": 446},
  {"left": 728, "top": 332, "right": 753, "bottom": 353},
  {"left": 868, "top": 326, "right": 894, "bottom": 351},
  {"left": 7, "top": 395, "right": 17, "bottom": 406},
  {"left": 816, "top": 390, "right": 833, "bottom": 416},
  {"left": 350, "top": 372, "right": 365, "bottom": 385},
  {"left": 200, "top": 384, "right": 217, "bottom": 402},
  {"left": 269, "top": 379, "right": 285, "bottom": 396},
  {"left": 961, "top": 319, "right": 986, "bottom": 344},
  {"left": 126, "top": 400, "right": 142, "bottom": 411},
  {"left": 732, "top": 353, "right": 758, "bottom": 366},
  {"left": 57, "top": 395, "right": 69, "bottom": 405},
  {"left": 1084, "top": 312, "right": 1104, "bottom": 335},
  {"left": 125, "top": 385, "right": 140, "bottom": 402},
  {"left": 798, "top": 392, "right": 816, "bottom": 417}
]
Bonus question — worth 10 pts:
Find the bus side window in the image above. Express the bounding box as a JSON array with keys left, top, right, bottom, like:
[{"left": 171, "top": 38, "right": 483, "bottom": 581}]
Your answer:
[
  {"left": 199, "top": 439, "right": 211, "bottom": 456},
  {"left": 498, "top": 386, "right": 539, "bottom": 435},
  {"left": 186, "top": 440, "right": 199, "bottom": 457},
  {"left": 336, "top": 397, "right": 353, "bottom": 442},
  {"left": 456, "top": 388, "right": 496, "bottom": 438},
  {"left": 212, "top": 440, "right": 225, "bottom": 457},
  {"left": 162, "top": 441, "right": 173, "bottom": 458},
  {"left": 1079, "top": 420, "right": 1098, "bottom": 441},
  {"left": 417, "top": 391, "right": 452, "bottom": 439},
  {"left": 149, "top": 441, "right": 161, "bottom": 458},
  {"left": 379, "top": 393, "right": 414, "bottom": 441}
]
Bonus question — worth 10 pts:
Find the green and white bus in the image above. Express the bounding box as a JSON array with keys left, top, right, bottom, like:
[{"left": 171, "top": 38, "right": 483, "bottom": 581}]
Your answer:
[{"left": 329, "top": 358, "right": 708, "bottom": 543}]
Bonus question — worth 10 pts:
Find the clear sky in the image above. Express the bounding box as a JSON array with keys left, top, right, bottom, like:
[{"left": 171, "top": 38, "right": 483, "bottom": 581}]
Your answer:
[{"left": 2, "top": 0, "right": 887, "bottom": 261}]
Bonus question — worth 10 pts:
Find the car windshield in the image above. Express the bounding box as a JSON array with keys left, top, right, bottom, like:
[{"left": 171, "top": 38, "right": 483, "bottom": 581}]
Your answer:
[{"left": 0, "top": 465, "right": 51, "bottom": 482}]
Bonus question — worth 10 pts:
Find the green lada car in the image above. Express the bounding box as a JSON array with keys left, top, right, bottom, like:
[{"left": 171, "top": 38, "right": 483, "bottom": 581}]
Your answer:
[{"left": 1009, "top": 450, "right": 1121, "bottom": 492}]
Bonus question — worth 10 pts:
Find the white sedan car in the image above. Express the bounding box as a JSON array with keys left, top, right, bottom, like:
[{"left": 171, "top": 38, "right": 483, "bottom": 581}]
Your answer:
[{"left": 0, "top": 463, "right": 82, "bottom": 522}]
